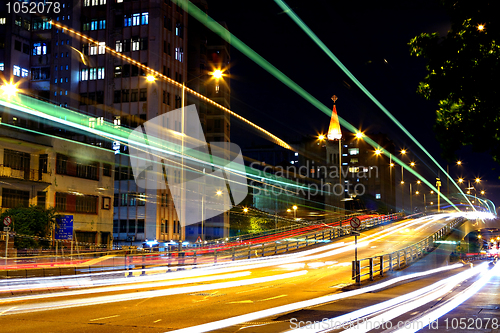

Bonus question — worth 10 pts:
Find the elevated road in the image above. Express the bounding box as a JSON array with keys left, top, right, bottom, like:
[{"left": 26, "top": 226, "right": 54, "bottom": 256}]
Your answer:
[{"left": 0, "top": 214, "right": 466, "bottom": 332}]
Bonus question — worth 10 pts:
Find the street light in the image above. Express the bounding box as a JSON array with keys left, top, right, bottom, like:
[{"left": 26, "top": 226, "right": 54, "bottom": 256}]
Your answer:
[
  {"left": 146, "top": 74, "right": 156, "bottom": 82},
  {"left": 355, "top": 132, "right": 364, "bottom": 139},
  {"left": 0, "top": 81, "right": 19, "bottom": 97},
  {"left": 292, "top": 205, "right": 298, "bottom": 220},
  {"left": 243, "top": 207, "right": 249, "bottom": 213},
  {"left": 410, "top": 162, "right": 415, "bottom": 167},
  {"left": 211, "top": 69, "right": 224, "bottom": 79},
  {"left": 216, "top": 190, "right": 223, "bottom": 196},
  {"left": 375, "top": 149, "right": 382, "bottom": 155},
  {"left": 318, "top": 134, "right": 326, "bottom": 141}
]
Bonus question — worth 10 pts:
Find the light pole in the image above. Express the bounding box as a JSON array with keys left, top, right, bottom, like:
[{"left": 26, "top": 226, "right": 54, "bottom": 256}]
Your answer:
[
  {"left": 292, "top": 205, "right": 298, "bottom": 221},
  {"left": 436, "top": 178, "right": 442, "bottom": 212}
]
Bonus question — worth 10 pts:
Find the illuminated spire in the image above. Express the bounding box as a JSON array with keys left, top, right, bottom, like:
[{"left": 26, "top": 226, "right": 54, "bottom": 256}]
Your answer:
[{"left": 327, "top": 95, "right": 342, "bottom": 140}]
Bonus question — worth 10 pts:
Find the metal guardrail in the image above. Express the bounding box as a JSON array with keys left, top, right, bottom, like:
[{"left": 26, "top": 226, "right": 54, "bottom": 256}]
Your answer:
[
  {"left": 351, "top": 216, "right": 466, "bottom": 283},
  {"left": 0, "top": 213, "right": 404, "bottom": 279},
  {"left": 199, "top": 212, "right": 369, "bottom": 248}
]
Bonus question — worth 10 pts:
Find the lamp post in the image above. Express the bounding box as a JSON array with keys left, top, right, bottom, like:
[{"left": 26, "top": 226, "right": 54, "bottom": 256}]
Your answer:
[{"left": 436, "top": 178, "right": 442, "bottom": 212}]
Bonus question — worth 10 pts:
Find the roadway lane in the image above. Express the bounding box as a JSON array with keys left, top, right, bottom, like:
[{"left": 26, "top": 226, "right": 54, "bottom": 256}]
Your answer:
[{"left": 0, "top": 214, "right": 458, "bottom": 333}]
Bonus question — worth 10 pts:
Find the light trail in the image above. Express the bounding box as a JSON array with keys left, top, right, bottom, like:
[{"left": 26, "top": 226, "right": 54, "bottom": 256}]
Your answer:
[
  {"left": 174, "top": 0, "right": 460, "bottom": 211},
  {"left": 165, "top": 264, "right": 464, "bottom": 333},
  {"left": 1, "top": 215, "right": 443, "bottom": 295},
  {"left": 0, "top": 271, "right": 308, "bottom": 316},
  {"left": 337, "top": 263, "right": 489, "bottom": 333},
  {"left": 4, "top": 271, "right": 252, "bottom": 303},
  {"left": 49, "top": 21, "right": 291, "bottom": 150},
  {"left": 273, "top": 0, "right": 474, "bottom": 210},
  {"left": 392, "top": 262, "right": 500, "bottom": 333}
]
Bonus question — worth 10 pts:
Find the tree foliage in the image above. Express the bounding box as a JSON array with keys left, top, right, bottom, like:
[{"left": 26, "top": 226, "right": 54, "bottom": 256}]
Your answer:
[
  {"left": 409, "top": 0, "right": 500, "bottom": 163},
  {"left": 0, "top": 206, "right": 59, "bottom": 249}
]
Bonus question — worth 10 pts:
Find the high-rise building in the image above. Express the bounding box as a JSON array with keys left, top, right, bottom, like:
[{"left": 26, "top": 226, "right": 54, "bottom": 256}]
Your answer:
[{"left": 0, "top": 0, "right": 231, "bottom": 245}]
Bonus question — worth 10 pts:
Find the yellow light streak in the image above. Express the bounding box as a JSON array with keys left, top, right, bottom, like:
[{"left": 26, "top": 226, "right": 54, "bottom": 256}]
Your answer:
[{"left": 50, "top": 21, "right": 291, "bottom": 149}]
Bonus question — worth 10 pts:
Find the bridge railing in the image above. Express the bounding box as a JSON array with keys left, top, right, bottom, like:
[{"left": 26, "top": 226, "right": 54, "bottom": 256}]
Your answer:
[{"left": 352, "top": 216, "right": 465, "bottom": 283}]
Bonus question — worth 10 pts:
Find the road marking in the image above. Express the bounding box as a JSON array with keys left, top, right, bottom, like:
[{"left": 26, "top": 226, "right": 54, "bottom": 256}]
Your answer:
[
  {"left": 227, "top": 300, "right": 254, "bottom": 304},
  {"left": 135, "top": 297, "right": 153, "bottom": 306},
  {"left": 259, "top": 294, "right": 287, "bottom": 302},
  {"left": 89, "top": 314, "right": 120, "bottom": 321},
  {"left": 0, "top": 306, "right": 17, "bottom": 316},
  {"left": 154, "top": 319, "right": 162, "bottom": 323}
]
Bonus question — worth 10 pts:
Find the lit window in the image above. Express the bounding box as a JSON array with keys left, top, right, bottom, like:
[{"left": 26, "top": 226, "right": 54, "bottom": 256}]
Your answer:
[
  {"left": 32, "top": 42, "right": 47, "bottom": 55},
  {"left": 89, "top": 68, "right": 96, "bottom": 80},
  {"left": 98, "top": 42, "right": 105, "bottom": 54},
  {"left": 115, "top": 40, "right": 122, "bottom": 52},
  {"left": 376, "top": 194, "right": 381, "bottom": 199},
  {"left": 123, "top": 15, "right": 131, "bottom": 27},
  {"left": 175, "top": 22, "right": 182, "bottom": 36},
  {"left": 13, "top": 65, "right": 20, "bottom": 76},
  {"left": 348, "top": 167, "right": 360, "bottom": 173},
  {"left": 100, "top": 0, "right": 106, "bottom": 4},
  {"left": 83, "top": 0, "right": 90, "bottom": 6},
  {"left": 132, "top": 38, "right": 140, "bottom": 51},
  {"left": 81, "top": 69, "right": 89, "bottom": 81},
  {"left": 0, "top": 63, "right": 4, "bottom": 71},
  {"left": 21, "top": 68, "right": 29, "bottom": 77},
  {"left": 295, "top": 152, "right": 298, "bottom": 156},
  {"left": 97, "top": 67, "right": 105, "bottom": 80},
  {"left": 60, "top": 78, "right": 63, "bottom": 83},
  {"left": 90, "top": 44, "right": 97, "bottom": 55},
  {"left": 215, "top": 85, "right": 219, "bottom": 93},
  {"left": 99, "top": 20, "right": 106, "bottom": 29},
  {"left": 114, "top": 116, "right": 121, "bottom": 127},
  {"left": 349, "top": 148, "right": 359, "bottom": 155},
  {"left": 141, "top": 12, "right": 149, "bottom": 25},
  {"left": 117, "top": 0, "right": 123, "bottom": 2},
  {"left": 0, "top": 18, "right": 5, "bottom": 25},
  {"left": 132, "top": 13, "right": 140, "bottom": 26},
  {"left": 174, "top": 47, "right": 183, "bottom": 62}
]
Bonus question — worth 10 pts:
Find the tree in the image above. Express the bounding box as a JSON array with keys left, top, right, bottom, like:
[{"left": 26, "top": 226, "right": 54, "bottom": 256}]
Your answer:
[
  {"left": 409, "top": 0, "right": 500, "bottom": 164},
  {"left": 0, "top": 206, "right": 59, "bottom": 249}
]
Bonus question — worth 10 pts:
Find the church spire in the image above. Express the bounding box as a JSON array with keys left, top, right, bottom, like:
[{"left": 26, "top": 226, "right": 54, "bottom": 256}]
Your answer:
[{"left": 327, "top": 95, "right": 342, "bottom": 140}]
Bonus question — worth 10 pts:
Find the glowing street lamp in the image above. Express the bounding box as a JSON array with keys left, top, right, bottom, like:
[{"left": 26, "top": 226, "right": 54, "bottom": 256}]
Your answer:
[
  {"left": 477, "top": 24, "right": 485, "bottom": 31},
  {"left": 243, "top": 207, "right": 248, "bottom": 213},
  {"left": 458, "top": 178, "right": 464, "bottom": 184},
  {"left": 216, "top": 190, "right": 223, "bottom": 196},
  {"left": 481, "top": 190, "right": 485, "bottom": 195},
  {"left": 475, "top": 178, "right": 481, "bottom": 183},
  {"left": 146, "top": 74, "right": 156, "bottom": 82},
  {"left": 375, "top": 149, "right": 382, "bottom": 155},
  {"left": 318, "top": 134, "right": 326, "bottom": 141},
  {"left": 292, "top": 205, "right": 298, "bottom": 220},
  {"left": 355, "top": 132, "right": 364, "bottom": 139},
  {"left": 410, "top": 162, "right": 415, "bottom": 167},
  {"left": 211, "top": 69, "right": 224, "bottom": 79},
  {"left": 0, "top": 81, "right": 19, "bottom": 98},
  {"left": 456, "top": 160, "right": 462, "bottom": 166}
]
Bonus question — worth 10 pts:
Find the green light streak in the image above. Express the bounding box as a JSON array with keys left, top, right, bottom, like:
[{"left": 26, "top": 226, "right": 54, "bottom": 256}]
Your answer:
[
  {"left": 274, "top": 0, "right": 474, "bottom": 210},
  {"left": 177, "top": 0, "right": 460, "bottom": 211}
]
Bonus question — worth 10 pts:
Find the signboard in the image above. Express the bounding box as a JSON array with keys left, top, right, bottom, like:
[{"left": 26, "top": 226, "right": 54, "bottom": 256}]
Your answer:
[
  {"left": 351, "top": 231, "right": 360, "bottom": 236},
  {"left": 55, "top": 215, "right": 73, "bottom": 240},
  {"left": 350, "top": 217, "right": 361, "bottom": 229},
  {"left": 3, "top": 227, "right": 11, "bottom": 232},
  {"left": 3, "top": 216, "right": 12, "bottom": 226}
]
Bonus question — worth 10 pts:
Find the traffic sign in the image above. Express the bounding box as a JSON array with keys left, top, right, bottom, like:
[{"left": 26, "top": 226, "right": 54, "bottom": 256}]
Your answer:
[
  {"left": 3, "top": 216, "right": 12, "bottom": 226},
  {"left": 351, "top": 231, "right": 360, "bottom": 236},
  {"left": 350, "top": 217, "right": 361, "bottom": 229},
  {"left": 3, "top": 227, "right": 11, "bottom": 232},
  {"left": 55, "top": 215, "right": 73, "bottom": 240}
]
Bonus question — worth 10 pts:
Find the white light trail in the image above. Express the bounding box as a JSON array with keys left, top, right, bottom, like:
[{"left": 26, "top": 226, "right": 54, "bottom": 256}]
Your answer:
[
  {"left": 166, "top": 264, "right": 464, "bottom": 333},
  {"left": 392, "top": 262, "right": 500, "bottom": 333},
  {"left": 0, "top": 271, "right": 308, "bottom": 316},
  {"left": 338, "top": 263, "right": 489, "bottom": 333}
]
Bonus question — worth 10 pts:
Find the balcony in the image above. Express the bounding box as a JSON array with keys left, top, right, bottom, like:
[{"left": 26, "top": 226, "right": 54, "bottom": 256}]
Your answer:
[{"left": 0, "top": 165, "right": 51, "bottom": 184}]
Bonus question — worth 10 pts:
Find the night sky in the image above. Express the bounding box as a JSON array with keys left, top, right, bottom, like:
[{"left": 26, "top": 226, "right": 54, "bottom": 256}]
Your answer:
[{"left": 205, "top": 0, "right": 499, "bottom": 210}]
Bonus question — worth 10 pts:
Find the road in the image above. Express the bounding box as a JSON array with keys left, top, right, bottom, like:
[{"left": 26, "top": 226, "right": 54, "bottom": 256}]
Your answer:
[{"left": 0, "top": 214, "right": 463, "bottom": 332}]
